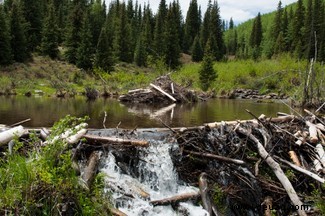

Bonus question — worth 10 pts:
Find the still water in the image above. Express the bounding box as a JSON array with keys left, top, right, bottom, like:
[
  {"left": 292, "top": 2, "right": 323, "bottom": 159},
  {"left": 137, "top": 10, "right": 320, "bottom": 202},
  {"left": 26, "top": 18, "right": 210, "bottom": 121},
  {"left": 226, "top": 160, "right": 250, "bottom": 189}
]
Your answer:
[{"left": 0, "top": 96, "right": 292, "bottom": 128}]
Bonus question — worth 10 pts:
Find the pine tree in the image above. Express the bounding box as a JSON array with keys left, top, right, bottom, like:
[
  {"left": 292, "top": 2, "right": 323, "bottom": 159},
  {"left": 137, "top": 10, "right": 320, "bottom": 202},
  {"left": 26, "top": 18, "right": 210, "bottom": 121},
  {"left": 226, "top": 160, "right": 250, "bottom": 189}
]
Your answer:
[
  {"left": 134, "top": 34, "right": 146, "bottom": 66},
  {"left": 20, "top": 0, "right": 43, "bottom": 51},
  {"left": 0, "top": 5, "right": 12, "bottom": 65},
  {"left": 249, "top": 12, "right": 262, "bottom": 48},
  {"left": 271, "top": 1, "right": 283, "bottom": 55},
  {"left": 89, "top": 0, "right": 106, "bottom": 48},
  {"left": 208, "top": 1, "right": 224, "bottom": 60},
  {"left": 10, "top": 1, "right": 29, "bottom": 62},
  {"left": 76, "top": 13, "right": 93, "bottom": 70},
  {"left": 40, "top": 1, "right": 59, "bottom": 59},
  {"left": 191, "top": 35, "right": 203, "bottom": 62},
  {"left": 184, "top": 0, "right": 200, "bottom": 53},
  {"left": 200, "top": 0, "right": 212, "bottom": 52},
  {"left": 199, "top": 38, "right": 217, "bottom": 91},
  {"left": 304, "top": 0, "right": 313, "bottom": 59},
  {"left": 229, "top": 17, "right": 234, "bottom": 29},
  {"left": 94, "top": 26, "right": 114, "bottom": 72},
  {"left": 153, "top": 0, "right": 167, "bottom": 58},
  {"left": 165, "top": 1, "right": 181, "bottom": 69},
  {"left": 292, "top": 0, "right": 305, "bottom": 57},
  {"left": 64, "top": 0, "right": 87, "bottom": 64}
]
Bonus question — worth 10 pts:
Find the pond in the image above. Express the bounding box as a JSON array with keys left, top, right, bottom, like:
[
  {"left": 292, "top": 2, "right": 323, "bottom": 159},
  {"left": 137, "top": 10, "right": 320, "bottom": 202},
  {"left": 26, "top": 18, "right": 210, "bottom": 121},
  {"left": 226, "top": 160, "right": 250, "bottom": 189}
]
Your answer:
[{"left": 0, "top": 96, "right": 292, "bottom": 128}]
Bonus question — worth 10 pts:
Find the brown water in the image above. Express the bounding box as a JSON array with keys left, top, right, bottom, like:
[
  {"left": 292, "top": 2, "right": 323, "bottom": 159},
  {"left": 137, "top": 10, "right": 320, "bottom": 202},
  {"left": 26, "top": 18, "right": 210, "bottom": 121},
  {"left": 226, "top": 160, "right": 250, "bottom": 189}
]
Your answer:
[{"left": 0, "top": 96, "right": 292, "bottom": 128}]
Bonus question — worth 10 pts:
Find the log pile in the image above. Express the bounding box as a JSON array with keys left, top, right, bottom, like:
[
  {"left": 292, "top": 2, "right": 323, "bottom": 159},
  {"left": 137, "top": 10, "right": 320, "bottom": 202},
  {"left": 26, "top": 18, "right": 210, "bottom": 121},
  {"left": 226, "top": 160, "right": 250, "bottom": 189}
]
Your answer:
[
  {"left": 172, "top": 110, "right": 325, "bottom": 216},
  {"left": 227, "top": 88, "right": 289, "bottom": 100},
  {"left": 119, "top": 75, "right": 207, "bottom": 104}
]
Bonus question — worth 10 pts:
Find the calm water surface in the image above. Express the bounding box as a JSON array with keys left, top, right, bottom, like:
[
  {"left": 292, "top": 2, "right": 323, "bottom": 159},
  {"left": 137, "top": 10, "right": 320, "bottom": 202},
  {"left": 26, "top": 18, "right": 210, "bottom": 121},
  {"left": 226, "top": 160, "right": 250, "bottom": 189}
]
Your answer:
[{"left": 0, "top": 96, "right": 292, "bottom": 128}]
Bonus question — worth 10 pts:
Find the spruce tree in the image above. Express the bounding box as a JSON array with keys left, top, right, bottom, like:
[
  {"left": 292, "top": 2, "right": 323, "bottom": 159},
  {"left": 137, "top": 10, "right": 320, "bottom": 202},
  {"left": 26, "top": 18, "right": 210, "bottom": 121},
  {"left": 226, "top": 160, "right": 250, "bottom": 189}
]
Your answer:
[
  {"left": 304, "top": 0, "right": 313, "bottom": 59},
  {"left": 0, "top": 5, "right": 12, "bottom": 65},
  {"left": 208, "top": 1, "right": 224, "bottom": 60},
  {"left": 153, "top": 0, "right": 167, "bottom": 58},
  {"left": 191, "top": 35, "right": 203, "bottom": 62},
  {"left": 41, "top": 1, "right": 59, "bottom": 59},
  {"left": 165, "top": 1, "right": 181, "bottom": 69},
  {"left": 184, "top": 0, "right": 200, "bottom": 53},
  {"left": 89, "top": 0, "right": 106, "bottom": 48},
  {"left": 94, "top": 26, "right": 114, "bottom": 72},
  {"left": 10, "top": 1, "right": 29, "bottom": 62},
  {"left": 134, "top": 35, "right": 146, "bottom": 67},
  {"left": 199, "top": 38, "right": 217, "bottom": 91},
  {"left": 250, "top": 12, "right": 262, "bottom": 48},
  {"left": 76, "top": 13, "right": 93, "bottom": 70},
  {"left": 292, "top": 0, "right": 305, "bottom": 57},
  {"left": 200, "top": 0, "right": 212, "bottom": 52},
  {"left": 229, "top": 17, "right": 234, "bottom": 29}
]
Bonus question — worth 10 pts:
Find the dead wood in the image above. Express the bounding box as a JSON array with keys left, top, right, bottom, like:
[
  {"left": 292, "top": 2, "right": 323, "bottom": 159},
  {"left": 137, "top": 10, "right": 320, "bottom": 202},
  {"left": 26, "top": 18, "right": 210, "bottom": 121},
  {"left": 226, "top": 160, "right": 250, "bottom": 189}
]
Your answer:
[
  {"left": 82, "top": 151, "right": 101, "bottom": 188},
  {"left": 262, "top": 196, "right": 273, "bottom": 216},
  {"left": 150, "top": 83, "right": 177, "bottom": 102},
  {"left": 236, "top": 126, "right": 307, "bottom": 216},
  {"left": 184, "top": 150, "right": 245, "bottom": 165},
  {"left": 199, "top": 173, "right": 213, "bottom": 215},
  {"left": 150, "top": 191, "right": 200, "bottom": 206},
  {"left": 0, "top": 125, "right": 25, "bottom": 145},
  {"left": 83, "top": 134, "right": 149, "bottom": 147}
]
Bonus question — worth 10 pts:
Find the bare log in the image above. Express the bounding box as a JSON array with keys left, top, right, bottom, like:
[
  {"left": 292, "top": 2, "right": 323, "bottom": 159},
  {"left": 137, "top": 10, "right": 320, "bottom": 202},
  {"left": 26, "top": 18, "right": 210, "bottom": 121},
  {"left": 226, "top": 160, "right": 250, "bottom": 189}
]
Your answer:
[
  {"left": 111, "top": 208, "right": 127, "bottom": 216},
  {"left": 313, "top": 159, "right": 323, "bottom": 172},
  {"left": 150, "top": 83, "right": 177, "bottom": 102},
  {"left": 82, "top": 151, "right": 101, "bottom": 188},
  {"left": 0, "top": 125, "right": 25, "bottom": 146},
  {"left": 306, "top": 121, "right": 319, "bottom": 143},
  {"left": 184, "top": 150, "right": 245, "bottom": 165},
  {"left": 9, "top": 118, "right": 31, "bottom": 127},
  {"left": 288, "top": 151, "right": 301, "bottom": 166},
  {"left": 44, "top": 123, "right": 88, "bottom": 145},
  {"left": 40, "top": 128, "right": 50, "bottom": 140},
  {"left": 150, "top": 191, "right": 200, "bottom": 206},
  {"left": 316, "top": 123, "right": 325, "bottom": 132},
  {"left": 66, "top": 128, "right": 87, "bottom": 144},
  {"left": 262, "top": 196, "right": 273, "bottom": 216},
  {"left": 83, "top": 134, "right": 149, "bottom": 147},
  {"left": 315, "top": 144, "right": 325, "bottom": 167},
  {"left": 275, "top": 156, "right": 325, "bottom": 184},
  {"left": 236, "top": 127, "right": 307, "bottom": 216},
  {"left": 199, "top": 173, "right": 212, "bottom": 215}
]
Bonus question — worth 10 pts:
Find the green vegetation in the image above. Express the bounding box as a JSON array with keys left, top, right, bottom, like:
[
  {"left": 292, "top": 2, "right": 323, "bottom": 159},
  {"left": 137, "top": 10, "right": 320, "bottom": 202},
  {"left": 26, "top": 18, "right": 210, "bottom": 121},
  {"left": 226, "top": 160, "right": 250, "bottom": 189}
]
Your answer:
[{"left": 0, "top": 115, "right": 111, "bottom": 215}]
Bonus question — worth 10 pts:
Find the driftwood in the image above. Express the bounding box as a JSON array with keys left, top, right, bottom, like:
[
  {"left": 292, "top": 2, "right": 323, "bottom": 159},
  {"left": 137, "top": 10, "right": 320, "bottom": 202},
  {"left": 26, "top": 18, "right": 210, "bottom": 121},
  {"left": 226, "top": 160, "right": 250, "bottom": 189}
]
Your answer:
[
  {"left": 150, "top": 191, "right": 200, "bottom": 206},
  {"left": 83, "top": 134, "right": 149, "bottom": 147},
  {"left": 82, "top": 151, "right": 101, "bottom": 188},
  {"left": 44, "top": 123, "right": 88, "bottom": 145},
  {"left": 306, "top": 121, "right": 319, "bottom": 143},
  {"left": 66, "top": 128, "right": 87, "bottom": 144},
  {"left": 0, "top": 125, "right": 25, "bottom": 145},
  {"left": 315, "top": 144, "right": 325, "bottom": 167},
  {"left": 9, "top": 118, "right": 31, "bottom": 127},
  {"left": 199, "top": 173, "right": 212, "bottom": 215},
  {"left": 110, "top": 208, "right": 127, "bottom": 216},
  {"left": 150, "top": 83, "right": 177, "bottom": 102},
  {"left": 184, "top": 150, "right": 245, "bottom": 165},
  {"left": 236, "top": 126, "right": 307, "bottom": 216},
  {"left": 275, "top": 156, "right": 325, "bottom": 184}
]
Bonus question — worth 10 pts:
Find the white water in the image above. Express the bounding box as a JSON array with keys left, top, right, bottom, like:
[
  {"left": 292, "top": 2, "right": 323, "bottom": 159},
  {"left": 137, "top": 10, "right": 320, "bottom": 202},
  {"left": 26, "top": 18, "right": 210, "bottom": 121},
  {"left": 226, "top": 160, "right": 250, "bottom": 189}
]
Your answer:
[{"left": 100, "top": 141, "right": 209, "bottom": 216}]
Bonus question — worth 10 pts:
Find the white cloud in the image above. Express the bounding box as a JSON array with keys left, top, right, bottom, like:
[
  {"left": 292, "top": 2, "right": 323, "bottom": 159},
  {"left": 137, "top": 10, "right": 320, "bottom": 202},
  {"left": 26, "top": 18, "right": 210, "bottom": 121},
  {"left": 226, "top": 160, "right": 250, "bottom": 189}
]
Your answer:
[{"left": 106, "top": 0, "right": 298, "bottom": 23}]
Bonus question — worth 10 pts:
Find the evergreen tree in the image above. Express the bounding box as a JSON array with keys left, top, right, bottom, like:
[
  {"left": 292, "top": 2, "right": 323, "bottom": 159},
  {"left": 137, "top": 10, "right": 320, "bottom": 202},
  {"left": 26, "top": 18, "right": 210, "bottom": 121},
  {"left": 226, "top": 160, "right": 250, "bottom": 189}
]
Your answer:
[
  {"left": 153, "top": 0, "right": 167, "bottom": 58},
  {"left": 199, "top": 38, "right": 217, "bottom": 91},
  {"left": 20, "top": 0, "right": 43, "bottom": 51},
  {"left": 229, "top": 17, "right": 234, "bottom": 29},
  {"left": 10, "top": 1, "right": 29, "bottom": 62},
  {"left": 134, "top": 34, "right": 146, "bottom": 66},
  {"left": 271, "top": 1, "right": 283, "bottom": 55},
  {"left": 0, "top": 5, "right": 12, "bottom": 65},
  {"left": 200, "top": 0, "right": 212, "bottom": 52},
  {"left": 249, "top": 12, "right": 262, "bottom": 48},
  {"left": 94, "top": 26, "right": 114, "bottom": 72},
  {"left": 165, "top": 1, "right": 181, "bottom": 69},
  {"left": 64, "top": 0, "right": 87, "bottom": 64},
  {"left": 40, "top": 1, "right": 59, "bottom": 59},
  {"left": 184, "top": 0, "right": 200, "bottom": 53},
  {"left": 292, "top": 0, "right": 305, "bottom": 57},
  {"left": 282, "top": 9, "right": 289, "bottom": 51},
  {"left": 208, "top": 1, "right": 224, "bottom": 60},
  {"left": 76, "top": 13, "right": 93, "bottom": 70},
  {"left": 304, "top": 0, "right": 313, "bottom": 59},
  {"left": 191, "top": 35, "right": 203, "bottom": 62},
  {"left": 142, "top": 4, "right": 154, "bottom": 52},
  {"left": 89, "top": 0, "right": 106, "bottom": 48}
]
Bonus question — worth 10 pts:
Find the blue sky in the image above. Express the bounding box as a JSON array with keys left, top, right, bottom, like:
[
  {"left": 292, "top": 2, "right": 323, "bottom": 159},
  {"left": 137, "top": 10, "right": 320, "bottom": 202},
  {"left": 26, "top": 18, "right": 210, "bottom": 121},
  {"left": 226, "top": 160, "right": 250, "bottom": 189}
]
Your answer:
[{"left": 106, "top": 0, "right": 298, "bottom": 24}]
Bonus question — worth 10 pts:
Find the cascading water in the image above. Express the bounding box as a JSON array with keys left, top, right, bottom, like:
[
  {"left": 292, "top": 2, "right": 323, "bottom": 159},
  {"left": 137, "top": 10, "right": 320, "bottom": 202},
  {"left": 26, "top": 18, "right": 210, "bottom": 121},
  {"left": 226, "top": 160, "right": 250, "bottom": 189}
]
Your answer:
[{"left": 100, "top": 139, "right": 209, "bottom": 216}]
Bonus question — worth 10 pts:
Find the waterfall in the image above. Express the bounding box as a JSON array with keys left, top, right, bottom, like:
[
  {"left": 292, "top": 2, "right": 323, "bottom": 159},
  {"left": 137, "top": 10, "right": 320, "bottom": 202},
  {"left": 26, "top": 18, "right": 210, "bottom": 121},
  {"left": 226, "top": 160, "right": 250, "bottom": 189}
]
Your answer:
[{"left": 100, "top": 140, "right": 209, "bottom": 216}]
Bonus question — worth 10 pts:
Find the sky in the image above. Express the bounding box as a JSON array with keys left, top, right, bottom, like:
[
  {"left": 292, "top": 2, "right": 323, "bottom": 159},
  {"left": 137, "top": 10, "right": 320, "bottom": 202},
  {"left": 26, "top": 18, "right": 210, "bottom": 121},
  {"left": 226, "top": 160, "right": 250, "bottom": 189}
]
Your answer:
[{"left": 106, "top": 0, "right": 298, "bottom": 24}]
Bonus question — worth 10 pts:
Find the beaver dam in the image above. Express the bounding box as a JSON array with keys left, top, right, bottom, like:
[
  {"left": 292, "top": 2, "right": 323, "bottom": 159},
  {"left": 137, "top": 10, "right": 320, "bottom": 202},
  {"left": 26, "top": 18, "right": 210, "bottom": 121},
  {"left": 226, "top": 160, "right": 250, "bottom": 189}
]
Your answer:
[{"left": 0, "top": 109, "right": 324, "bottom": 216}]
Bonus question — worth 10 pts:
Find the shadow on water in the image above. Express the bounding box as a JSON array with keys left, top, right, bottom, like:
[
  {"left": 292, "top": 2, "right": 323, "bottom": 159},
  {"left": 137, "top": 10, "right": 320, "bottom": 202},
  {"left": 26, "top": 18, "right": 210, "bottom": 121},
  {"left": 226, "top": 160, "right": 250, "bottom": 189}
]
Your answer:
[{"left": 0, "top": 96, "right": 292, "bottom": 128}]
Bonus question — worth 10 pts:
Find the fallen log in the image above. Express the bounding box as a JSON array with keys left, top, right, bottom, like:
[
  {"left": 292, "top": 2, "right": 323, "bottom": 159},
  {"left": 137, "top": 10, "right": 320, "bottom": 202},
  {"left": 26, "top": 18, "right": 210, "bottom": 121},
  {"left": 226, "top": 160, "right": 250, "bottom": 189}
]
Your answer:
[
  {"left": 199, "top": 173, "right": 212, "bottom": 215},
  {"left": 288, "top": 151, "right": 301, "bottom": 167},
  {"left": 184, "top": 150, "right": 245, "bottom": 165},
  {"left": 9, "top": 118, "right": 31, "bottom": 127},
  {"left": 44, "top": 123, "right": 88, "bottom": 145},
  {"left": 83, "top": 134, "right": 149, "bottom": 147},
  {"left": 0, "top": 125, "right": 25, "bottom": 146},
  {"left": 150, "top": 191, "right": 200, "bottom": 206},
  {"left": 315, "top": 144, "right": 325, "bottom": 167},
  {"left": 150, "top": 83, "right": 177, "bottom": 102},
  {"left": 82, "top": 151, "right": 101, "bottom": 189},
  {"left": 274, "top": 156, "right": 325, "bottom": 184},
  {"left": 306, "top": 121, "right": 319, "bottom": 143},
  {"left": 111, "top": 208, "right": 127, "bottom": 216},
  {"left": 236, "top": 126, "right": 307, "bottom": 216},
  {"left": 66, "top": 128, "right": 87, "bottom": 144}
]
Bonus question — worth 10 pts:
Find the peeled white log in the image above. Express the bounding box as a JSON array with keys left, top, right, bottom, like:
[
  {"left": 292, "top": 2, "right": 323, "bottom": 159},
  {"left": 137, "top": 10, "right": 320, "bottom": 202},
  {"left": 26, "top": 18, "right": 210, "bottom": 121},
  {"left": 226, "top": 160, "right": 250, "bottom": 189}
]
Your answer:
[
  {"left": 288, "top": 151, "right": 301, "bottom": 167},
  {"left": 0, "top": 125, "right": 25, "bottom": 146},
  {"left": 40, "top": 128, "right": 50, "bottom": 140},
  {"left": 199, "top": 173, "right": 212, "bottom": 215},
  {"left": 306, "top": 121, "right": 318, "bottom": 143},
  {"left": 82, "top": 151, "right": 101, "bottom": 188},
  {"left": 236, "top": 127, "right": 307, "bottom": 216},
  {"left": 150, "top": 191, "right": 200, "bottom": 206},
  {"left": 66, "top": 128, "right": 87, "bottom": 144},
  {"left": 83, "top": 134, "right": 149, "bottom": 147},
  {"left": 313, "top": 159, "right": 323, "bottom": 172},
  {"left": 44, "top": 123, "right": 88, "bottom": 145},
  {"left": 316, "top": 123, "right": 325, "bottom": 132},
  {"left": 150, "top": 83, "right": 177, "bottom": 102},
  {"left": 315, "top": 144, "right": 325, "bottom": 167}
]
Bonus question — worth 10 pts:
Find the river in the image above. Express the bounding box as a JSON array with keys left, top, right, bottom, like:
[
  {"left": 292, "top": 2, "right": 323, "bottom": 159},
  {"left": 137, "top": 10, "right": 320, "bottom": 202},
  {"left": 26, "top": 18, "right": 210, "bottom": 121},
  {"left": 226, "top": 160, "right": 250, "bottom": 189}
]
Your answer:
[{"left": 0, "top": 96, "right": 292, "bottom": 128}]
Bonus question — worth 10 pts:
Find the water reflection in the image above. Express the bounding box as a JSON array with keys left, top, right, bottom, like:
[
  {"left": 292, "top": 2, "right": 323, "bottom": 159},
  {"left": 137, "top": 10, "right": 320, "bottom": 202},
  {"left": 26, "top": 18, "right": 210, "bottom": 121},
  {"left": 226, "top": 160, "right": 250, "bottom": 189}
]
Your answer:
[{"left": 0, "top": 96, "right": 291, "bottom": 128}]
